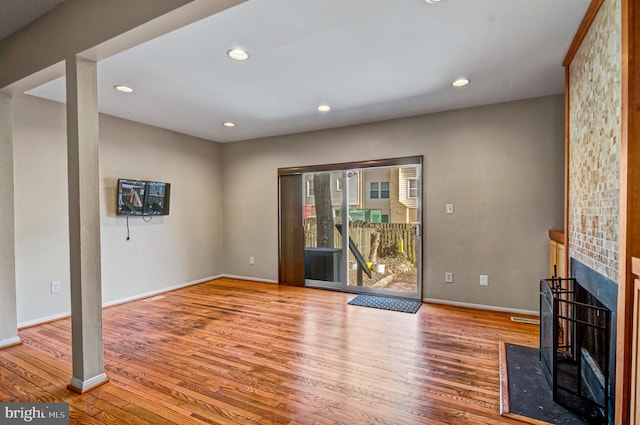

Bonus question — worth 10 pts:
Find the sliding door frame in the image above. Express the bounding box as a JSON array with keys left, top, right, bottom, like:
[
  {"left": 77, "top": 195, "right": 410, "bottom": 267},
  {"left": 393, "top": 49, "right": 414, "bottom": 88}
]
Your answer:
[
  {"left": 278, "top": 173, "right": 305, "bottom": 286},
  {"left": 278, "top": 156, "right": 423, "bottom": 297}
]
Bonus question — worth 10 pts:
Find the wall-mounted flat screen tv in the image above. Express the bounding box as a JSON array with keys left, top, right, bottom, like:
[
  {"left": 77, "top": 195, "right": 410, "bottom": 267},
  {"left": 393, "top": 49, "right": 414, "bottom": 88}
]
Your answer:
[
  {"left": 117, "top": 179, "right": 146, "bottom": 216},
  {"left": 144, "top": 181, "right": 171, "bottom": 216},
  {"left": 117, "top": 179, "right": 171, "bottom": 216}
]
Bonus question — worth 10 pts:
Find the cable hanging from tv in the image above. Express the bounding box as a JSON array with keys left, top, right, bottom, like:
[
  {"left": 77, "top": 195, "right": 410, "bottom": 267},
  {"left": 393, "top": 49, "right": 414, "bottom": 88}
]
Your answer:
[{"left": 118, "top": 178, "right": 169, "bottom": 241}]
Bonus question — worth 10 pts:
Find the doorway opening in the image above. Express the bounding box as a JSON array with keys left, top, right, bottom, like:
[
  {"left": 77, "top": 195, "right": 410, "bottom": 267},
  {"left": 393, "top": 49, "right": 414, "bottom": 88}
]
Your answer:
[{"left": 278, "top": 157, "right": 422, "bottom": 300}]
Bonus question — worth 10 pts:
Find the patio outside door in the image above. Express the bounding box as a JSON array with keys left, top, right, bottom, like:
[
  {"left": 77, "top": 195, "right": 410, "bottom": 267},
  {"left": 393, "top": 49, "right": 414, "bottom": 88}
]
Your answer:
[{"left": 303, "top": 162, "right": 422, "bottom": 299}]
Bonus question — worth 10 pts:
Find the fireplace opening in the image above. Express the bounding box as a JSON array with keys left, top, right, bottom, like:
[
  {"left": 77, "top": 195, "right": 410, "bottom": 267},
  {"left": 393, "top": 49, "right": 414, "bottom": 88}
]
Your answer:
[{"left": 540, "top": 277, "right": 611, "bottom": 424}]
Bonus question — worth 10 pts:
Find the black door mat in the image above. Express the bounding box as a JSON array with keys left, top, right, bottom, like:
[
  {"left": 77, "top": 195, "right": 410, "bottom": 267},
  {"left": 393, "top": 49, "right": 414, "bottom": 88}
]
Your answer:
[
  {"left": 499, "top": 342, "right": 590, "bottom": 425},
  {"left": 348, "top": 294, "right": 422, "bottom": 313}
]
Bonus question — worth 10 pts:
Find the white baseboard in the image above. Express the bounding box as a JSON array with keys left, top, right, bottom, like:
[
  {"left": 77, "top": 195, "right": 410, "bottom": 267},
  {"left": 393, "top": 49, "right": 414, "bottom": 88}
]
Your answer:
[
  {"left": 18, "top": 312, "right": 71, "bottom": 329},
  {"left": 219, "top": 274, "right": 278, "bottom": 284},
  {"left": 69, "top": 373, "right": 108, "bottom": 393},
  {"left": 0, "top": 336, "right": 21, "bottom": 348},
  {"left": 102, "top": 275, "right": 219, "bottom": 308},
  {"left": 18, "top": 275, "right": 222, "bottom": 329},
  {"left": 423, "top": 298, "right": 539, "bottom": 317}
]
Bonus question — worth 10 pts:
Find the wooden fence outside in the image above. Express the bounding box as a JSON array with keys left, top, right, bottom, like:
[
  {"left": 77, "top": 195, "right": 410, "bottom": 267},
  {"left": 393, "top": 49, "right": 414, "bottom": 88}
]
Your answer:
[{"left": 304, "top": 218, "right": 417, "bottom": 265}]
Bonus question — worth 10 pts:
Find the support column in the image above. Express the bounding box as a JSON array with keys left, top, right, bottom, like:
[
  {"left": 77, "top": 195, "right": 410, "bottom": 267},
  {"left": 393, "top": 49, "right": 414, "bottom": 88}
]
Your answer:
[
  {"left": 0, "top": 94, "right": 20, "bottom": 349},
  {"left": 66, "top": 56, "right": 107, "bottom": 393}
]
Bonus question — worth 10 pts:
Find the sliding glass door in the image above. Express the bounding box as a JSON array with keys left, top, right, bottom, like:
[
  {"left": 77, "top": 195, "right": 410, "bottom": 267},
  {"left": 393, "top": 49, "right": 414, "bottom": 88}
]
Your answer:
[
  {"left": 302, "top": 171, "right": 345, "bottom": 287},
  {"left": 302, "top": 160, "right": 422, "bottom": 299}
]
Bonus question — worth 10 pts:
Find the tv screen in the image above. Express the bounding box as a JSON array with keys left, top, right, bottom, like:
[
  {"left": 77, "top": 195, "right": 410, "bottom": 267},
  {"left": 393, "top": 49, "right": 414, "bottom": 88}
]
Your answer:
[
  {"left": 144, "top": 181, "right": 171, "bottom": 216},
  {"left": 117, "top": 179, "right": 171, "bottom": 216},
  {"left": 117, "top": 179, "right": 146, "bottom": 216}
]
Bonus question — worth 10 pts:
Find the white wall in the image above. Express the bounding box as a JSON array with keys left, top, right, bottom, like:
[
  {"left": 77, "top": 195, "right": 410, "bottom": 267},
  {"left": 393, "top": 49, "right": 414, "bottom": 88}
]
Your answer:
[
  {"left": 13, "top": 95, "right": 223, "bottom": 324},
  {"left": 221, "top": 95, "right": 565, "bottom": 312}
]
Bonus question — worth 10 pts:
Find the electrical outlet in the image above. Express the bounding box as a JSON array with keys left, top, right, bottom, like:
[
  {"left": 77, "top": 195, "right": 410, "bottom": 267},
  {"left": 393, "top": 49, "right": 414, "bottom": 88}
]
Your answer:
[
  {"left": 249, "top": 256, "right": 255, "bottom": 265},
  {"left": 445, "top": 203, "right": 454, "bottom": 214},
  {"left": 445, "top": 272, "right": 453, "bottom": 283},
  {"left": 480, "top": 275, "right": 489, "bottom": 286},
  {"left": 51, "top": 281, "right": 61, "bottom": 294}
]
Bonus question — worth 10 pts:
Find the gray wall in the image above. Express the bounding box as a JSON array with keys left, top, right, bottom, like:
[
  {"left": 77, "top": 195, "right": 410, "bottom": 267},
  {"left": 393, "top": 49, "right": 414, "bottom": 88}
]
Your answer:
[
  {"left": 221, "top": 95, "right": 565, "bottom": 312},
  {"left": 13, "top": 95, "right": 223, "bottom": 324},
  {"left": 11, "top": 93, "right": 564, "bottom": 324}
]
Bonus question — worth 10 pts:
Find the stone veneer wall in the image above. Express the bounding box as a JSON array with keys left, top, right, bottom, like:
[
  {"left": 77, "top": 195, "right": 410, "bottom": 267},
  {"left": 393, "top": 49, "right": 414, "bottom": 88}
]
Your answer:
[{"left": 568, "top": 0, "right": 621, "bottom": 282}]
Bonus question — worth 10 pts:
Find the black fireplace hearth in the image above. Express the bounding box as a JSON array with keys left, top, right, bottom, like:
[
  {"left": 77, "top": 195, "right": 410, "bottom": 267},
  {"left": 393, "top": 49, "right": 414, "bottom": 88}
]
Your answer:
[{"left": 540, "top": 276, "right": 612, "bottom": 425}]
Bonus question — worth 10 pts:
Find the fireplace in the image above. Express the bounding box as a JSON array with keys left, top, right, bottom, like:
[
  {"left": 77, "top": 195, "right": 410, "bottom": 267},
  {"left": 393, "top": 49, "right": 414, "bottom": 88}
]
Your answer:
[{"left": 539, "top": 259, "right": 617, "bottom": 425}]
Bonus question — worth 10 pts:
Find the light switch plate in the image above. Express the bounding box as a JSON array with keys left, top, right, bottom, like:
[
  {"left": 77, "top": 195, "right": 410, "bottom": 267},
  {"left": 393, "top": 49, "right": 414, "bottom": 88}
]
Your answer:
[{"left": 51, "top": 281, "right": 61, "bottom": 294}]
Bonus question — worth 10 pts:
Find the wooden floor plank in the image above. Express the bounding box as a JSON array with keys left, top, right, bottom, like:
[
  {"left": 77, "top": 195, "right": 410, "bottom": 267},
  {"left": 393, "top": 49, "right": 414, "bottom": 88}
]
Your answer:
[{"left": 0, "top": 278, "right": 538, "bottom": 424}]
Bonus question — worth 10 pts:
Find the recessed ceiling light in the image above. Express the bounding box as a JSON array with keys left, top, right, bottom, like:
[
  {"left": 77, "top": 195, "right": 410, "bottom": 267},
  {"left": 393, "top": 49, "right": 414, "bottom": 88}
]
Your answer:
[
  {"left": 425, "top": 0, "right": 442, "bottom": 3},
  {"left": 227, "top": 48, "right": 249, "bottom": 61},
  {"left": 223, "top": 121, "right": 236, "bottom": 127},
  {"left": 452, "top": 78, "right": 470, "bottom": 87},
  {"left": 317, "top": 105, "right": 331, "bottom": 112},
  {"left": 114, "top": 85, "right": 134, "bottom": 93}
]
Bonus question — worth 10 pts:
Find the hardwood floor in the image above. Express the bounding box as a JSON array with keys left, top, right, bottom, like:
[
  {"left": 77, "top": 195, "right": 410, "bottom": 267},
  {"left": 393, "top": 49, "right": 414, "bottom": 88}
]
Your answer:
[{"left": 0, "top": 278, "right": 539, "bottom": 424}]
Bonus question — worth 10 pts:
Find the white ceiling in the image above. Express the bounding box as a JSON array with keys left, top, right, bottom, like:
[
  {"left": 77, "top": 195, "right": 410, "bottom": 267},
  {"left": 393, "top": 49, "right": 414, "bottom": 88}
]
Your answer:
[
  {"left": 25, "top": 0, "right": 590, "bottom": 143},
  {"left": 0, "top": 0, "right": 63, "bottom": 41}
]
